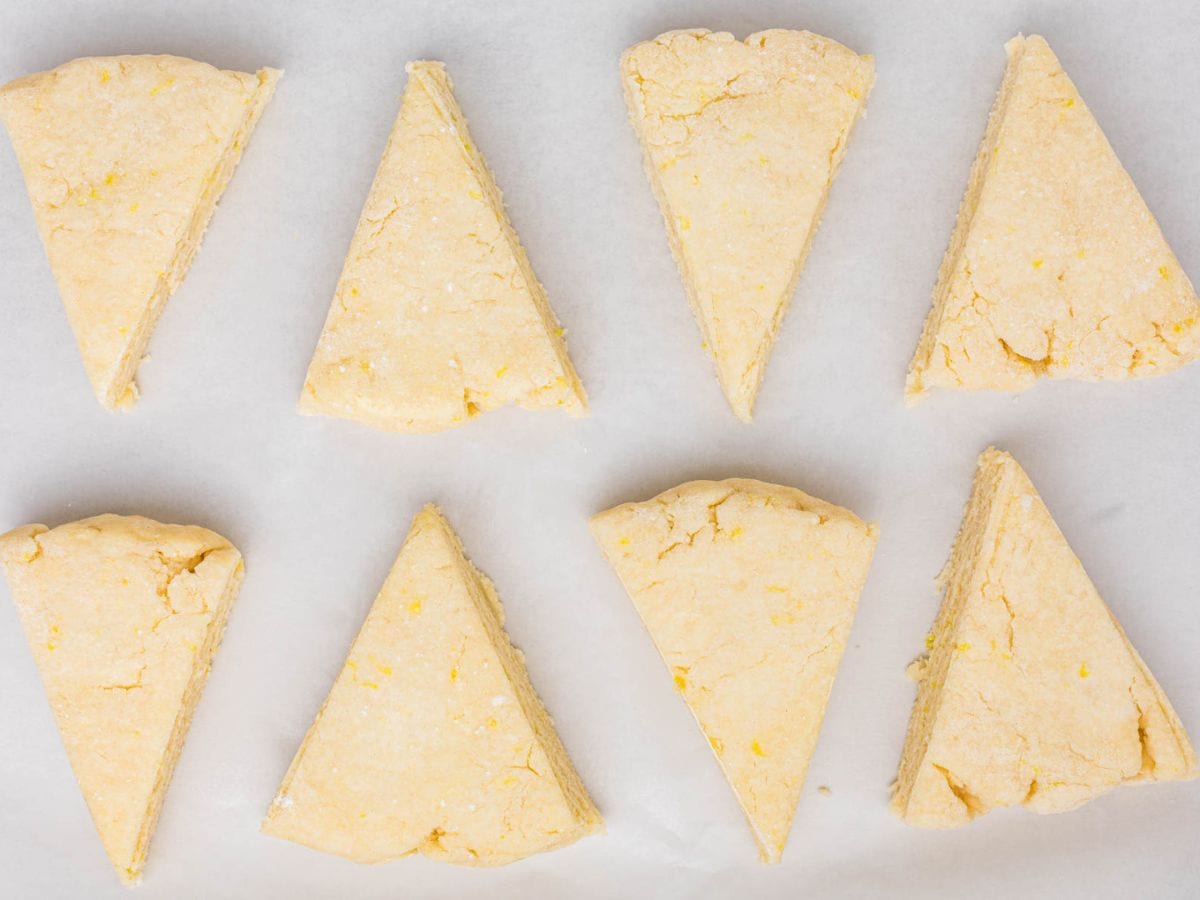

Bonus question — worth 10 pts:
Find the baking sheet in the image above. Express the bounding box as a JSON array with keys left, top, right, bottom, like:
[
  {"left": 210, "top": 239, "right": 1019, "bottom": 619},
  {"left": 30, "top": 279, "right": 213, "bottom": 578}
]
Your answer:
[{"left": 0, "top": 1, "right": 1197, "bottom": 897}]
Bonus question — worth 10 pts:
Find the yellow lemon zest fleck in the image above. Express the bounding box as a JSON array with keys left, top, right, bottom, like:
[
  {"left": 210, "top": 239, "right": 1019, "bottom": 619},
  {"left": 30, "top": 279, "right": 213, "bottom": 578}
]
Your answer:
[
  {"left": 728, "top": 526, "right": 743, "bottom": 540},
  {"left": 495, "top": 365, "right": 508, "bottom": 378},
  {"left": 766, "top": 585, "right": 786, "bottom": 593},
  {"left": 618, "top": 536, "right": 630, "bottom": 546},
  {"left": 1079, "top": 662, "right": 1089, "bottom": 678},
  {"left": 376, "top": 663, "right": 393, "bottom": 676},
  {"left": 361, "top": 681, "right": 379, "bottom": 690},
  {"left": 149, "top": 77, "right": 175, "bottom": 96},
  {"left": 407, "top": 598, "right": 422, "bottom": 614},
  {"left": 658, "top": 157, "right": 677, "bottom": 172},
  {"left": 709, "top": 735, "right": 724, "bottom": 754},
  {"left": 678, "top": 215, "right": 691, "bottom": 231},
  {"left": 468, "top": 189, "right": 482, "bottom": 199},
  {"left": 751, "top": 740, "right": 766, "bottom": 757},
  {"left": 486, "top": 717, "right": 498, "bottom": 729},
  {"left": 46, "top": 642, "right": 56, "bottom": 651},
  {"left": 128, "top": 202, "right": 139, "bottom": 214},
  {"left": 1062, "top": 97, "right": 1074, "bottom": 108},
  {"left": 673, "top": 673, "right": 687, "bottom": 691},
  {"left": 956, "top": 642, "right": 971, "bottom": 652},
  {"left": 449, "top": 667, "right": 458, "bottom": 683},
  {"left": 1032, "top": 258, "right": 1043, "bottom": 268},
  {"left": 1076, "top": 249, "right": 1086, "bottom": 259},
  {"left": 925, "top": 632, "right": 936, "bottom": 650},
  {"left": 1159, "top": 265, "right": 1170, "bottom": 280},
  {"left": 100, "top": 69, "right": 110, "bottom": 83}
]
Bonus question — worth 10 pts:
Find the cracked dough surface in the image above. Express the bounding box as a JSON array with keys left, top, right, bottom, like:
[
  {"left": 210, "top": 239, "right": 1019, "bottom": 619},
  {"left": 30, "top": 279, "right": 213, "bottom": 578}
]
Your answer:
[
  {"left": 906, "top": 35, "right": 1200, "bottom": 401},
  {"left": 591, "top": 479, "right": 878, "bottom": 862},
  {"left": 262, "top": 505, "right": 601, "bottom": 865},
  {"left": 892, "top": 449, "right": 1198, "bottom": 827},
  {"left": 621, "top": 29, "right": 874, "bottom": 421},
  {"left": 0, "top": 55, "right": 279, "bottom": 409},
  {"left": 300, "top": 61, "right": 586, "bottom": 433},
  {"left": 0, "top": 514, "right": 245, "bottom": 884}
]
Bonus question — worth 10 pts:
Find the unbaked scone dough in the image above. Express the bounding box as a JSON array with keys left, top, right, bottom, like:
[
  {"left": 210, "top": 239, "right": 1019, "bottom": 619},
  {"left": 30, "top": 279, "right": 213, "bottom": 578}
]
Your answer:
[
  {"left": 0, "top": 515, "right": 245, "bottom": 884},
  {"left": 906, "top": 35, "right": 1200, "bottom": 402},
  {"left": 0, "top": 56, "right": 279, "bottom": 409},
  {"left": 262, "top": 505, "right": 601, "bottom": 864},
  {"left": 591, "top": 479, "right": 878, "bottom": 862},
  {"left": 299, "top": 62, "right": 586, "bottom": 433},
  {"left": 622, "top": 29, "right": 874, "bottom": 420},
  {"left": 892, "top": 449, "right": 1198, "bottom": 826}
]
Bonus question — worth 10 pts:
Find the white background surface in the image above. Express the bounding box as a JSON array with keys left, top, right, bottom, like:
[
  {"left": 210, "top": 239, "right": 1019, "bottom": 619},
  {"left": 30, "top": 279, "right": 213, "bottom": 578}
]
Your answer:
[{"left": 0, "top": 0, "right": 1197, "bottom": 897}]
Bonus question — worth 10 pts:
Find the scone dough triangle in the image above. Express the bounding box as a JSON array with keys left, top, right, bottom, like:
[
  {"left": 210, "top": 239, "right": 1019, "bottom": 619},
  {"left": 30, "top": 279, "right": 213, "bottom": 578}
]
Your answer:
[
  {"left": 262, "top": 505, "right": 601, "bottom": 864},
  {"left": 591, "top": 479, "right": 878, "bottom": 862},
  {"left": 0, "top": 515, "right": 246, "bottom": 884},
  {"left": 907, "top": 35, "right": 1200, "bottom": 402},
  {"left": 892, "top": 449, "right": 1198, "bottom": 827},
  {"left": 0, "top": 55, "right": 279, "bottom": 409},
  {"left": 621, "top": 29, "right": 874, "bottom": 420},
  {"left": 300, "top": 62, "right": 587, "bottom": 433}
]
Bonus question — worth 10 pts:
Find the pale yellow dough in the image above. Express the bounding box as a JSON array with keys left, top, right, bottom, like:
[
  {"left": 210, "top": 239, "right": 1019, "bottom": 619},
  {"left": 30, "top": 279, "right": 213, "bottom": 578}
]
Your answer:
[
  {"left": 0, "top": 514, "right": 245, "bottom": 885},
  {"left": 591, "top": 479, "right": 878, "bottom": 862},
  {"left": 300, "top": 62, "right": 586, "bottom": 433},
  {"left": 262, "top": 505, "right": 601, "bottom": 864},
  {"left": 0, "top": 56, "right": 279, "bottom": 409},
  {"left": 906, "top": 35, "right": 1200, "bottom": 402},
  {"left": 622, "top": 29, "right": 874, "bottom": 421},
  {"left": 892, "top": 449, "right": 1198, "bottom": 827}
]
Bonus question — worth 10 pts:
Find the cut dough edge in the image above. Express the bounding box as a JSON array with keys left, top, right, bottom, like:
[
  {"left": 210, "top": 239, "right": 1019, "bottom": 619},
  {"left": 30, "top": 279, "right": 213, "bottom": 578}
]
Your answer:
[
  {"left": 904, "top": 38, "right": 1027, "bottom": 404},
  {"left": 99, "top": 67, "right": 280, "bottom": 410},
  {"left": 121, "top": 551, "right": 245, "bottom": 884}
]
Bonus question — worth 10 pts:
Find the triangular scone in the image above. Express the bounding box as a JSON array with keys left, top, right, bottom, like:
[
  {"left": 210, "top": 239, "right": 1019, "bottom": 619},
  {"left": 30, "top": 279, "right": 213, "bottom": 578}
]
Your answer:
[
  {"left": 591, "top": 479, "right": 878, "bottom": 862},
  {"left": 0, "top": 515, "right": 245, "bottom": 884},
  {"left": 621, "top": 30, "right": 874, "bottom": 421},
  {"left": 906, "top": 35, "right": 1200, "bottom": 402},
  {"left": 0, "top": 56, "right": 279, "bottom": 409},
  {"left": 262, "top": 505, "right": 601, "bottom": 864},
  {"left": 299, "top": 62, "right": 586, "bottom": 433},
  {"left": 893, "top": 449, "right": 1198, "bottom": 827}
]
